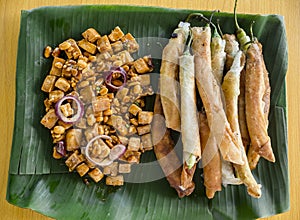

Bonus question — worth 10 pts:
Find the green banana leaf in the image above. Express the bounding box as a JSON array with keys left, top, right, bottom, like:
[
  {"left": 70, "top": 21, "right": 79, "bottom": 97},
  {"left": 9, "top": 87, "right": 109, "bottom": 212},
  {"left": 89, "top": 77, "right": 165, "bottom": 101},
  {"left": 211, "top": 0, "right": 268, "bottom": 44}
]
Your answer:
[{"left": 7, "top": 5, "right": 289, "bottom": 220}]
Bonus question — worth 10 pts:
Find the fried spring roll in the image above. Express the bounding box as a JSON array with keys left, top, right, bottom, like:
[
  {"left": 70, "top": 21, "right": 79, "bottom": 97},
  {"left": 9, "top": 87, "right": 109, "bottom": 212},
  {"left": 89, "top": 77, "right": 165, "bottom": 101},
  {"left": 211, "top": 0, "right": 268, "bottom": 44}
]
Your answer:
[
  {"left": 191, "top": 26, "right": 243, "bottom": 165},
  {"left": 199, "top": 111, "right": 222, "bottom": 199},
  {"left": 247, "top": 41, "right": 272, "bottom": 169},
  {"left": 245, "top": 41, "right": 275, "bottom": 163},
  {"left": 179, "top": 49, "right": 201, "bottom": 191},
  {"left": 223, "top": 34, "right": 240, "bottom": 72},
  {"left": 152, "top": 94, "right": 195, "bottom": 197},
  {"left": 223, "top": 34, "right": 250, "bottom": 151},
  {"left": 222, "top": 51, "right": 262, "bottom": 198},
  {"left": 211, "top": 31, "right": 226, "bottom": 84},
  {"left": 160, "top": 22, "right": 190, "bottom": 132}
]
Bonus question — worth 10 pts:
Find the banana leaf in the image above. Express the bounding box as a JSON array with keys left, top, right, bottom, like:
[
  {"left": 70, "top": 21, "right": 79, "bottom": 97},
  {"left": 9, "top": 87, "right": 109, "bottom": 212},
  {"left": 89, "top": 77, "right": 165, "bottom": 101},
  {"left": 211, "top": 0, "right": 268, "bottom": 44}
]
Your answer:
[{"left": 7, "top": 5, "right": 289, "bottom": 220}]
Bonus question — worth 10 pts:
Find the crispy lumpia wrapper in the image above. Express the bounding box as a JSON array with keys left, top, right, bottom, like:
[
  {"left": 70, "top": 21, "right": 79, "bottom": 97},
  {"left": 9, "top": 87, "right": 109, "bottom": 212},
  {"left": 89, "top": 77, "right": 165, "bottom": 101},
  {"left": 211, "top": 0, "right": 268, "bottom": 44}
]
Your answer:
[
  {"left": 179, "top": 53, "right": 201, "bottom": 162},
  {"left": 160, "top": 24, "right": 189, "bottom": 132},
  {"left": 223, "top": 34, "right": 239, "bottom": 72},
  {"left": 152, "top": 94, "right": 195, "bottom": 197},
  {"left": 191, "top": 26, "right": 243, "bottom": 166},
  {"left": 211, "top": 36, "right": 226, "bottom": 85},
  {"left": 199, "top": 111, "right": 222, "bottom": 199},
  {"left": 222, "top": 51, "right": 262, "bottom": 198},
  {"left": 247, "top": 41, "right": 272, "bottom": 168},
  {"left": 245, "top": 42, "right": 275, "bottom": 162}
]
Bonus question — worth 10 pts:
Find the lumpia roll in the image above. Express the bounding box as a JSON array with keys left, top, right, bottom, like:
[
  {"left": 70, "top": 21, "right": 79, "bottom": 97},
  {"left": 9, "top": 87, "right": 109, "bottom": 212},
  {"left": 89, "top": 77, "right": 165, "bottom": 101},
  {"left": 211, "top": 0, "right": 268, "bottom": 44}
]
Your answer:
[
  {"left": 199, "top": 111, "right": 222, "bottom": 199},
  {"left": 152, "top": 94, "right": 195, "bottom": 197},
  {"left": 245, "top": 41, "right": 275, "bottom": 163},
  {"left": 160, "top": 22, "right": 190, "bottom": 132}
]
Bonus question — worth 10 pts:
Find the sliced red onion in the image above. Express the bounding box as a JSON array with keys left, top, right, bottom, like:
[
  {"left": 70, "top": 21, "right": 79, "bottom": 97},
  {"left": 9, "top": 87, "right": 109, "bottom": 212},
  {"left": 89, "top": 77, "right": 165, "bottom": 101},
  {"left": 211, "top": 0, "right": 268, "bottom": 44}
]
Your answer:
[
  {"left": 109, "top": 144, "right": 126, "bottom": 161},
  {"left": 55, "top": 95, "right": 84, "bottom": 124},
  {"left": 84, "top": 135, "right": 113, "bottom": 167},
  {"left": 105, "top": 66, "right": 127, "bottom": 91},
  {"left": 56, "top": 141, "right": 66, "bottom": 157}
]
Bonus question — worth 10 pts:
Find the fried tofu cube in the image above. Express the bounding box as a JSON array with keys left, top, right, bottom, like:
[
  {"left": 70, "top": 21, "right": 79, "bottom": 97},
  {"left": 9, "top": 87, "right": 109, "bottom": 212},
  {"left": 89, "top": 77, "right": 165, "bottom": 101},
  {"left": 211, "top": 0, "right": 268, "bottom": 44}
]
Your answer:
[
  {"left": 121, "top": 33, "right": 139, "bottom": 53},
  {"left": 118, "top": 136, "right": 129, "bottom": 146},
  {"left": 103, "top": 162, "right": 118, "bottom": 177},
  {"left": 97, "top": 35, "right": 112, "bottom": 53},
  {"left": 76, "top": 163, "right": 90, "bottom": 177},
  {"left": 127, "top": 152, "right": 141, "bottom": 164},
  {"left": 41, "top": 75, "right": 57, "bottom": 93},
  {"left": 138, "top": 74, "right": 151, "bottom": 86},
  {"left": 128, "top": 137, "right": 141, "bottom": 151},
  {"left": 40, "top": 108, "right": 58, "bottom": 129},
  {"left": 88, "top": 168, "right": 104, "bottom": 183},
  {"left": 133, "top": 58, "right": 151, "bottom": 74},
  {"left": 111, "top": 40, "right": 123, "bottom": 53},
  {"left": 65, "top": 129, "right": 82, "bottom": 151},
  {"left": 128, "top": 125, "right": 137, "bottom": 135},
  {"left": 59, "top": 103, "right": 73, "bottom": 117},
  {"left": 116, "top": 50, "right": 134, "bottom": 65},
  {"left": 128, "top": 103, "right": 142, "bottom": 116},
  {"left": 118, "top": 163, "right": 131, "bottom": 173},
  {"left": 141, "top": 133, "right": 153, "bottom": 151},
  {"left": 115, "top": 87, "right": 129, "bottom": 101},
  {"left": 55, "top": 77, "right": 70, "bottom": 92},
  {"left": 108, "top": 26, "right": 124, "bottom": 42},
  {"left": 64, "top": 39, "right": 82, "bottom": 59},
  {"left": 49, "top": 90, "right": 64, "bottom": 103},
  {"left": 106, "top": 175, "right": 124, "bottom": 186},
  {"left": 138, "top": 111, "right": 153, "bottom": 125},
  {"left": 78, "top": 39, "right": 97, "bottom": 54},
  {"left": 92, "top": 97, "right": 111, "bottom": 112},
  {"left": 80, "top": 85, "right": 95, "bottom": 103},
  {"left": 137, "top": 125, "right": 151, "bottom": 135},
  {"left": 50, "top": 57, "right": 65, "bottom": 76},
  {"left": 65, "top": 151, "right": 84, "bottom": 171},
  {"left": 82, "top": 28, "right": 101, "bottom": 43}
]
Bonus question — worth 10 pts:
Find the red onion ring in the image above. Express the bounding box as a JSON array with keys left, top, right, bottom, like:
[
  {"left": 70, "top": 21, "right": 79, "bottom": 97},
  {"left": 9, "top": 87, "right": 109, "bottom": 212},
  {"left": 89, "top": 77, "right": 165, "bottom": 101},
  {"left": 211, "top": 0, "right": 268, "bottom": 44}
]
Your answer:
[
  {"left": 85, "top": 135, "right": 126, "bottom": 167},
  {"left": 55, "top": 95, "right": 84, "bottom": 124},
  {"left": 105, "top": 66, "right": 127, "bottom": 91},
  {"left": 109, "top": 144, "right": 126, "bottom": 161}
]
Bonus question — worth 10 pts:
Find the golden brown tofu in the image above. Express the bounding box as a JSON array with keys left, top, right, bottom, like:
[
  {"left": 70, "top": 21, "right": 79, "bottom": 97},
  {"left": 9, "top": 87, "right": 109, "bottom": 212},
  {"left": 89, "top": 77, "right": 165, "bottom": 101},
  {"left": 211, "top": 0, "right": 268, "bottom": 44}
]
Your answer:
[
  {"left": 128, "top": 125, "right": 137, "bottom": 135},
  {"left": 118, "top": 136, "right": 129, "bottom": 146},
  {"left": 82, "top": 28, "right": 101, "bottom": 43},
  {"left": 128, "top": 137, "right": 141, "bottom": 151},
  {"left": 65, "top": 129, "right": 82, "bottom": 151},
  {"left": 92, "top": 97, "right": 111, "bottom": 112},
  {"left": 64, "top": 39, "right": 82, "bottom": 59},
  {"left": 76, "top": 163, "right": 90, "bottom": 177},
  {"left": 133, "top": 58, "right": 151, "bottom": 74},
  {"left": 59, "top": 103, "right": 73, "bottom": 117},
  {"left": 79, "top": 85, "right": 95, "bottom": 103},
  {"left": 103, "top": 162, "right": 118, "bottom": 177},
  {"left": 111, "top": 115, "right": 128, "bottom": 136},
  {"left": 49, "top": 90, "right": 64, "bottom": 103},
  {"left": 138, "top": 74, "right": 151, "bottom": 86},
  {"left": 115, "top": 50, "right": 134, "bottom": 65},
  {"left": 78, "top": 39, "right": 97, "bottom": 54},
  {"left": 97, "top": 35, "right": 112, "bottom": 53},
  {"left": 111, "top": 41, "right": 124, "bottom": 53},
  {"left": 138, "top": 111, "right": 153, "bottom": 125},
  {"left": 136, "top": 125, "right": 151, "bottom": 135},
  {"left": 65, "top": 151, "right": 84, "bottom": 171},
  {"left": 108, "top": 26, "right": 124, "bottom": 42},
  {"left": 50, "top": 57, "right": 65, "bottom": 76},
  {"left": 106, "top": 175, "right": 124, "bottom": 186},
  {"left": 88, "top": 168, "right": 104, "bottom": 183},
  {"left": 55, "top": 77, "right": 70, "bottom": 92},
  {"left": 41, "top": 75, "right": 57, "bottom": 93},
  {"left": 121, "top": 33, "right": 139, "bottom": 53},
  {"left": 128, "top": 103, "right": 142, "bottom": 116},
  {"left": 115, "top": 87, "right": 129, "bottom": 101},
  {"left": 127, "top": 152, "right": 141, "bottom": 164},
  {"left": 141, "top": 133, "right": 153, "bottom": 151},
  {"left": 40, "top": 109, "right": 58, "bottom": 129},
  {"left": 118, "top": 163, "right": 131, "bottom": 173}
]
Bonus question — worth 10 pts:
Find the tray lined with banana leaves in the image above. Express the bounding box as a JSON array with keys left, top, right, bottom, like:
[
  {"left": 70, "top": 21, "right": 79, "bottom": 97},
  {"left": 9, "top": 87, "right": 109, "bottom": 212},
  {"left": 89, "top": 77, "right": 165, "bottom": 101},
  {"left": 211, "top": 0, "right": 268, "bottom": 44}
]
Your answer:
[{"left": 7, "top": 5, "right": 288, "bottom": 220}]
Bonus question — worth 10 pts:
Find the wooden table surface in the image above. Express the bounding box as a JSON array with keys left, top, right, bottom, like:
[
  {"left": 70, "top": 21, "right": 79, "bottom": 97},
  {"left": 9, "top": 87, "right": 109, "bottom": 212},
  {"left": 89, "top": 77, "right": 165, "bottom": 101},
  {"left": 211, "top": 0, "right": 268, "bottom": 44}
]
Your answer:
[{"left": 1, "top": 0, "right": 299, "bottom": 219}]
